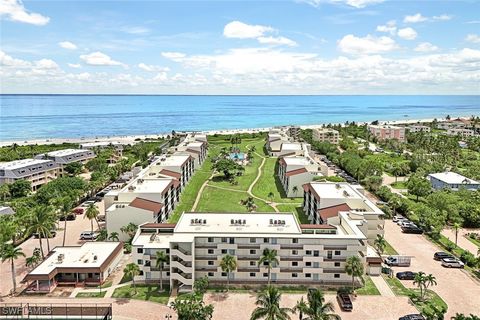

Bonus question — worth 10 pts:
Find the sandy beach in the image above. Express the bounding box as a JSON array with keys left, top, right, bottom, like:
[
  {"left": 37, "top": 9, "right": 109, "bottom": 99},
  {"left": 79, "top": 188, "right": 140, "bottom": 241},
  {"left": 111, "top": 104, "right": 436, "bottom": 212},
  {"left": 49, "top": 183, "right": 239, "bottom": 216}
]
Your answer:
[{"left": 0, "top": 116, "right": 454, "bottom": 147}]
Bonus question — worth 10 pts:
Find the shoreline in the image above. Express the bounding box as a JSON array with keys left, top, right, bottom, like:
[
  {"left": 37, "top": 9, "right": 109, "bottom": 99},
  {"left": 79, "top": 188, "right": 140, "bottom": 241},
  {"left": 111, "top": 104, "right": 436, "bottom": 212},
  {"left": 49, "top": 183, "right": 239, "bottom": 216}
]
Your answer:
[{"left": 0, "top": 116, "right": 461, "bottom": 148}]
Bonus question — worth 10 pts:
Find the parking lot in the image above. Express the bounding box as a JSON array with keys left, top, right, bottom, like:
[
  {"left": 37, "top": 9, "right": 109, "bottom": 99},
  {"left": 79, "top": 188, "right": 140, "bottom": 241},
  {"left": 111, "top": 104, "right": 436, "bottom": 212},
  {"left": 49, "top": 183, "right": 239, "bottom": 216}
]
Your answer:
[{"left": 384, "top": 220, "right": 480, "bottom": 318}]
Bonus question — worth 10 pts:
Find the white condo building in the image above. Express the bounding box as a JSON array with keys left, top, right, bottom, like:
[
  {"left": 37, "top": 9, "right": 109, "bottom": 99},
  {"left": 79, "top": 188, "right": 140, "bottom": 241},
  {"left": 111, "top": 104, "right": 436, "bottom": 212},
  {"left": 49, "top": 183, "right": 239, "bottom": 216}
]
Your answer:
[
  {"left": 0, "top": 159, "right": 59, "bottom": 191},
  {"left": 37, "top": 149, "right": 95, "bottom": 175},
  {"left": 427, "top": 172, "right": 480, "bottom": 191},
  {"left": 277, "top": 156, "right": 323, "bottom": 198}
]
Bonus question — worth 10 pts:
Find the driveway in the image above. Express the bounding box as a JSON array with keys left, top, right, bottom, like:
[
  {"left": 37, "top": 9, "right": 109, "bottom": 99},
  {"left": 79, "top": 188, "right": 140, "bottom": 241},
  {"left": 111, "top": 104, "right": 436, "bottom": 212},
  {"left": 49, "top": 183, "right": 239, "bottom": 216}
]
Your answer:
[
  {"left": 0, "top": 201, "right": 105, "bottom": 296},
  {"left": 205, "top": 292, "right": 418, "bottom": 320},
  {"left": 384, "top": 220, "right": 480, "bottom": 318}
]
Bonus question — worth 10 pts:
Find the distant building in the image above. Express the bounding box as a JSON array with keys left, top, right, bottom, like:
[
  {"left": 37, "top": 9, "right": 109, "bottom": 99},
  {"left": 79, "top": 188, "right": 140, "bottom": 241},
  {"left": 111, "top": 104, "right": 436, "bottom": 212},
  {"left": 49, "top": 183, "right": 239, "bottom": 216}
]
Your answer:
[
  {"left": 277, "top": 156, "right": 322, "bottom": 197},
  {"left": 267, "top": 132, "right": 289, "bottom": 154},
  {"left": 446, "top": 128, "right": 475, "bottom": 138},
  {"left": 408, "top": 125, "right": 431, "bottom": 133},
  {"left": 145, "top": 154, "right": 195, "bottom": 190},
  {"left": 0, "top": 159, "right": 59, "bottom": 191},
  {"left": 24, "top": 242, "right": 123, "bottom": 293},
  {"left": 176, "top": 141, "right": 207, "bottom": 168},
  {"left": 367, "top": 125, "right": 405, "bottom": 142},
  {"left": 37, "top": 149, "right": 95, "bottom": 175},
  {"left": 0, "top": 206, "right": 15, "bottom": 216},
  {"left": 312, "top": 128, "right": 339, "bottom": 144},
  {"left": 80, "top": 141, "right": 124, "bottom": 163},
  {"left": 287, "top": 126, "right": 302, "bottom": 140},
  {"left": 427, "top": 172, "right": 480, "bottom": 191},
  {"left": 437, "top": 118, "right": 472, "bottom": 130}
]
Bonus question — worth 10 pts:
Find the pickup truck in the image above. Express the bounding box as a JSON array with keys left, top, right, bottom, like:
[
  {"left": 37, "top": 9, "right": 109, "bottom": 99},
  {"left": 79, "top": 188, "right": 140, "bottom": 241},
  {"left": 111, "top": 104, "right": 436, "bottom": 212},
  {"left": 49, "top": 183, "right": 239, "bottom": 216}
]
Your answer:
[{"left": 385, "top": 255, "right": 411, "bottom": 267}]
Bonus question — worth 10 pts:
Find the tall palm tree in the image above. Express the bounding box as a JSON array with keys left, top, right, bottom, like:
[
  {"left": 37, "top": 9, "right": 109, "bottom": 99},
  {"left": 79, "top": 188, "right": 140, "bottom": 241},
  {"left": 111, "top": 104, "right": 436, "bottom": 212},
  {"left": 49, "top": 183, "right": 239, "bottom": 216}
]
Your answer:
[
  {"left": 294, "top": 288, "right": 341, "bottom": 320},
  {"left": 85, "top": 204, "right": 100, "bottom": 236},
  {"left": 345, "top": 256, "right": 364, "bottom": 293},
  {"left": 413, "top": 272, "right": 427, "bottom": 301},
  {"left": 220, "top": 254, "right": 237, "bottom": 291},
  {"left": 108, "top": 232, "right": 119, "bottom": 242},
  {"left": 28, "top": 205, "right": 55, "bottom": 258},
  {"left": 155, "top": 250, "right": 169, "bottom": 292},
  {"left": 423, "top": 273, "right": 437, "bottom": 301},
  {"left": 374, "top": 235, "right": 387, "bottom": 255},
  {"left": 293, "top": 297, "right": 307, "bottom": 320},
  {"left": 56, "top": 196, "right": 73, "bottom": 246},
  {"left": 258, "top": 248, "right": 279, "bottom": 285},
  {"left": 123, "top": 263, "right": 140, "bottom": 294},
  {"left": 250, "top": 286, "right": 291, "bottom": 320},
  {"left": 1, "top": 244, "right": 25, "bottom": 294},
  {"left": 453, "top": 222, "right": 462, "bottom": 246},
  {"left": 388, "top": 195, "right": 402, "bottom": 217}
]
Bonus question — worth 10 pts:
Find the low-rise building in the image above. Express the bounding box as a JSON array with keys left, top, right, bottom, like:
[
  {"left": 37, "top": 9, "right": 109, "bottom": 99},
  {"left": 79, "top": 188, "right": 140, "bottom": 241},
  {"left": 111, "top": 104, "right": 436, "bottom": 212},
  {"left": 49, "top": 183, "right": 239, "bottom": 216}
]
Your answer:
[
  {"left": 408, "top": 125, "right": 431, "bottom": 133},
  {"left": 176, "top": 141, "right": 207, "bottom": 168},
  {"left": 427, "top": 172, "right": 480, "bottom": 191},
  {"left": 0, "top": 159, "right": 59, "bottom": 191},
  {"left": 367, "top": 125, "right": 405, "bottom": 142},
  {"left": 267, "top": 133, "right": 289, "bottom": 154},
  {"left": 446, "top": 128, "right": 475, "bottom": 138},
  {"left": 287, "top": 126, "right": 302, "bottom": 140},
  {"left": 145, "top": 154, "right": 194, "bottom": 189},
  {"left": 80, "top": 141, "right": 124, "bottom": 163},
  {"left": 24, "top": 242, "right": 123, "bottom": 293},
  {"left": 312, "top": 128, "right": 339, "bottom": 144},
  {"left": 38, "top": 149, "right": 95, "bottom": 175},
  {"left": 277, "top": 156, "right": 322, "bottom": 197}
]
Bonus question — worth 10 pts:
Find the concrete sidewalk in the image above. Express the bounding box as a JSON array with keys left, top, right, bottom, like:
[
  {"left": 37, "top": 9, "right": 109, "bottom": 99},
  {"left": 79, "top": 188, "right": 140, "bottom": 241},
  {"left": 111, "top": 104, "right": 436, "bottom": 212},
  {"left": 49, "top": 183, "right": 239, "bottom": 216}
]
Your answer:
[{"left": 370, "top": 275, "right": 395, "bottom": 297}]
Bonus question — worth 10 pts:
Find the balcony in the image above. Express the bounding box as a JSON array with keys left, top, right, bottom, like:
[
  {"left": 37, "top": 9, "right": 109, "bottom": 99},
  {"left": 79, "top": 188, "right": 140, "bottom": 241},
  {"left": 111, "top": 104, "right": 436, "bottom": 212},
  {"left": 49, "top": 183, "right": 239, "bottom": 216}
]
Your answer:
[
  {"left": 237, "top": 244, "right": 261, "bottom": 249},
  {"left": 280, "top": 244, "right": 303, "bottom": 249},
  {"left": 195, "top": 256, "right": 216, "bottom": 260},
  {"left": 238, "top": 256, "right": 260, "bottom": 261},
  {"left": 238, "top": 268, "right": 260, "bottom": 273},
  {"left": 324, "top": 246, "right": 347, "bottom": 251},
  {"left": 324, "top": 257, "right": 346, "bottom": 262},
  {"left": 323, "top": 269, "right": 346, "bottom": 274},
  {"left": 195, "top": 243, "right": 217, "bottom": 249},
  {"left": 281, "top": 256, "right": 303, "bottom": 262},
  {"left": 195, "top": 266, "right": 217, "bottom": 272},
  {"left": 279, "top": 267, "right": 303, "bottom": 273}
]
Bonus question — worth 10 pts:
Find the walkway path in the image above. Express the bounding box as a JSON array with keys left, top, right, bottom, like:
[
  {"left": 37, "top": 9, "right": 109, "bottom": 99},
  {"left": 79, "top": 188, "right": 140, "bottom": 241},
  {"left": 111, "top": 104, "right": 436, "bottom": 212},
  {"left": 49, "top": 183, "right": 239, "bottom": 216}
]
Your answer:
[
  {"left": 382, "top": 173, "right": 407, "bottom": 198},
  {"left": 442, "top": 227, "right": 480, "bottom": 255},
  {"left": 191, "top": 172, "right": 215, "bottom": 212},
  {"left": 370, "top": 276, "right": 395, "bottom": 297}
]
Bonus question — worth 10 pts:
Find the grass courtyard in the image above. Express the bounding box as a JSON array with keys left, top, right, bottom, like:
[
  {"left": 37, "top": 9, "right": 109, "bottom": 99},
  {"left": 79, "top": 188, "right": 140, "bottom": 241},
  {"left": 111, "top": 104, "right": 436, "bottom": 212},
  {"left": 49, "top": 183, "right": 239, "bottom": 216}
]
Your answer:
[{"left": 111, "top": 284, "right": 170, "bottom": 304}]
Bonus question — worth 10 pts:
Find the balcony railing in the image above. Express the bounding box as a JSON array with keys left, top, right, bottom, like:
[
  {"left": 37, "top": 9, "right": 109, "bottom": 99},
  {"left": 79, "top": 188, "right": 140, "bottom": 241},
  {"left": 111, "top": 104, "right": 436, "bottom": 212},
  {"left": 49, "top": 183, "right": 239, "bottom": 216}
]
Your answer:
[{"left": 281, "top": 256, "right": 303, "bottom": 261}]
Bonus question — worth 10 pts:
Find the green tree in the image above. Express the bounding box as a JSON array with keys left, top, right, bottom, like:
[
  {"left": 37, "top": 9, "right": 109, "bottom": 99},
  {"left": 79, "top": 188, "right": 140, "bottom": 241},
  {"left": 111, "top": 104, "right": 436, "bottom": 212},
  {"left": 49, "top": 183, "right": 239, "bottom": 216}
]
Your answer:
[
  {"left": 413, "top": 272, "right": 427, "bottom": 301},
  {"left": 194, "top": 275, "right": 209, "bottom": 296},
  {"left": 212, "top": 158, "right": 242, "bottom": 180},
  {"left": 96, "top": 229, "right": 108, "bottom": 241},
  {"left": 64, "top": 162, "right": 83, "bottom": 176},
  {"left": 171, "top": 293, "right": 214, "bottom": 320},
  {"left": 155, "top": 250, "right": 169, "bottom": 292},
  {"left": 345, "top": 256, "right": 364, "bottom": 293},
  {"left": 1, "top": 244, "right": 25, "bottom": 294},
  {"left": 406, "top": 175, "right": 431, "bottom": 201},
  {"left": 56, "top": 196, "right": 74, "bottom": 246},
  {"left": 28, "top": 205, "right": 56, "bottom": 258},
  {"left": 120, "top": 222, "right": 138, "bottom": 241},
  {"left": 374, "top": 235, "right": 387, "bottom": 255},
  {"left": 292, "top": 186, "right": 299, "bottom": 197},
  {"left": 452, "top": 221, "right": 463, "bottom": 247},
  {"left": 123, "top": 263, "right": 140, "bottom": 294},
  {"left": 220, "top": 254, "right": 237, "bottom": 291},
  {"left": 0, "top": 184, "right": 11, "bottom": 201},
  {"left": 258, "top": 248, "right": 279, "bottom": 285},
  {"left": 388, "top": 195, "right": 402, "bottom": 217},
  {"left": 108, "top": 232, "right": 119, "bottom": 242},
  {"left": 85, "top": 204, "right": 100, "bottom": 236},
  {"left": 293, "top": 297, "right": 307, "bottom": 320},
  {"left": 250, "top": 286, "right": 291, "bottom": 320},
  {"left": 293, "top": 288, "right": 341, "bottom": 320},
  {"left": 241, "top": 197, "right": 257, "bottom": 212},
  {"left": 9, "top": 179, "right": 31, "bottom": 198}
]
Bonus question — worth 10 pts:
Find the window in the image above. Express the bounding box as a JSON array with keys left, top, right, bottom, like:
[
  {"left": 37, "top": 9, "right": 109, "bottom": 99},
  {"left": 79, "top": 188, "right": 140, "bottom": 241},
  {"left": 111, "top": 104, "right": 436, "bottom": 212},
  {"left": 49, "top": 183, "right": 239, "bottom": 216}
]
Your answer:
[
  {"left": 208, "top": 272, "right": 214, "bottom": 277},
  {"left": 306, "top": 262, "right": 312, "bottom": 267},
  {"left": 334, "top": 262, "right": 341, "bottom": 267},
  {"left": 229, "top": 249, "right": 235, "bottom": 255},
  {"left": 250, "top": 238, "right": 256, "bottom": 243},
  {"left": 306, "top": 250, "right": 312, "bottom": 255},
  {"left": 250, "top": 273, "right": 256, "bottom": 277},
  {"left": 335, "top": 250, "right": 341, "bottom": 256},
  {"left": 137, "top": 248, "right": 143, "bottom": 254},
  {"left": 208, "top": 261, "right": 214, "bottom": 266},
  {"left": 334, "top": 274, "right": 340, "bottom": 278},
  {"left": 292, "top": 273, "right": 298, "bottom": 278},
  {"left": 145, "top": 261, "right": 151, "bottom": 267},
  {"left": 229, "top": 238, "right": 235, "bottom": 244},
  {"left": 137, "top": 259, "right": 143, "bottom": 265},
  {"left": 306, "top": 273, "right": 311, "bottom": 278},
  {"left": 250, "top": 249, "right": 256, "bottom": 255},
  {"left": 208, "top": 249, "right": 214, "bottom": 254},
  {"left": 221, "top": 272, "right": 227, "bottom": 277},
  {"left": 221, "top": 237, "right": 227, "bottom": 243},
  {"left": 313, "top": 262, "right": 319, "bottom": 268},
  {"left": 208, "top": 237, "right": 214, "bottom": 243},
  {"left": 292, "top": 238, "right": 298, "bottom": 243},
  {"left": 292, "top": 262, "right": 298, "bottom": 267},
  {"left": 313, "top": 250, "right": 319, "bottom": 257},
  {"left": 250, "top": 261, "right": 256, "bottom": 266},
  {"left": 221, "top": 249, "right": 227, "bottom": 254},
  {"left": 263, "top": 238, "right": 269, "bottom": 243},
  {"left": 292, "top": 250, "right": 298, "bottom": 255},
  {"left": 263, "top": 273, "right": 268, "bottom": 277},
  {"left": 327, "top": 251, "right": 332, "bottom": 259},
  {"left": 263, "top": 261, "right": 269, "bottom": 266},
  {"left": 139, "top": 271, "right": 144, "bottom": 276}
]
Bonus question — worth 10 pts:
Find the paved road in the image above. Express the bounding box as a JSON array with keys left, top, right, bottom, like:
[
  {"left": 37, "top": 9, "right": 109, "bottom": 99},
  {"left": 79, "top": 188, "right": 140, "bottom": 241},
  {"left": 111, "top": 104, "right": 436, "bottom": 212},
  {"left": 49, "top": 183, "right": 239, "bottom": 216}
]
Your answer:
[{"left": 384, "top": 220, "right": 480, "bottom": 318}]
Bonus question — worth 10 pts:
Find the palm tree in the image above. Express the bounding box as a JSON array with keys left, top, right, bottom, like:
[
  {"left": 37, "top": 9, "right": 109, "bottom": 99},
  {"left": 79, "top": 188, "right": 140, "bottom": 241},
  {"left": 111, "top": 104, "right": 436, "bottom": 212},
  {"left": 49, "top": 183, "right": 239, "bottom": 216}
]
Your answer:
[
  {"left": 453, "top": 222, "right": 462, "bottom": 246},
  {"left": 120, "top": 222, "right": 138, "bottom": 240},
  {"left": 292, "top": 186, "right": 298, "bottom": 197},
  {"left": 220, "top": 254, "right": 237, "bottom": 291},
  {"left": 268, "top": 192, "right": 275, "bottom": 202},
  {"left": 57, "top": 196, "right": 73, "bottom": 246},
  {"left": 241, "top": 197, "right": 258, "bottom": 212},
  {"left": 97, "top": 229, "right": 108, "bottom": 241},
  {"left": 258, "top": 248, "right": 279, "bottom": 285},
  {"left": 25, "top": 248, "right": 42, "bottom": 269},
  {"left": 388, "top": 195, "right": 402, "bottom": 217},
  {"left": 28, "top": 205, "right": 55, "bottom": 258},
  {"left": 108, "top": 232, "right": 119, "bottom": 242},
  {"left": 293, "top": 297, "right": 307, "bottom": 320},
  {"left": 1, "top": 244, "right": 25, "bottom": 294},
  {"left": 413, "top": 272, "right": 426, "bottom": 301},
  {"left": 250, "top": 286, "right": 291, "bottom": 320},
  {"left": 155, "top": 250, "right": 169, "bottom": 292},
  {"left": 123, "top": 263, "right": 140, "bottom": 294},
  {"left": 374, "top": 235, "right": 387, "bottom": 255},
  {"left": 294, "top": 288, "right": 341, "bottom": 320},
  {"left": 85, "top": 204, "right": 100, "bottom": 236},
  {"left": 345, "top": 256, "right": 364, "bottom": 293},
  {"left": 423, "top": 273, "right": 437, "bottom": 301}
]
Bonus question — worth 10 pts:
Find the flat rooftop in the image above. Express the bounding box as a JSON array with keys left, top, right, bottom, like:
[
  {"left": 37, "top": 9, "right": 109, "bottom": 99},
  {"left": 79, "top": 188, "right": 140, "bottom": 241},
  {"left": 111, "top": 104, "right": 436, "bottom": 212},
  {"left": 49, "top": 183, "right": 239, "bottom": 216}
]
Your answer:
[
  {"left": 0, "top": 158, "right": 53, "bottom": 170},
  {"left": 28, "top": 242, "right": 121, "bottom": 276},
  {"left": 283, "top": 156, "right": 312, "bottom": 166},
  {"left": 310, "top": 182, "right": 363, "bottom": 200},
  {"left": 429, "top": 172, "right": 479, "bottom": 184},
  {"left": 155, "top": 154, "right": 190, "bottom": 167},
  {"left": 187, "top": 142, "right": 204, "bottom": 148},
  {"left": 122, "top": 177, "right": 173, "bottom": 193},
  {"left": 47, "top": 149, "right": 90, "bottom": 157},
  {"left": 281, "top": 143, "right": 302, "bottom": 151}
]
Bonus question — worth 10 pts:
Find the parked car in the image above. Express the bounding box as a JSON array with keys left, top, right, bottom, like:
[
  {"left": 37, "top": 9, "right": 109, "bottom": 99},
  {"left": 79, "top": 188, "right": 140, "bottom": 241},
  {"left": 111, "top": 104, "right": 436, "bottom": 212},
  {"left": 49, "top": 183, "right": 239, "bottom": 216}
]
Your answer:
[
  {"left": 441, "top": 257, "right": 464, "bottom": 268},
  {"left": 396, "top": 271, "right": 417, "bottom": 280},
  {"left": 399, "top": 314, "right": 425, "bottom": 320},
  {"left": 397, "top": 219, "right": 410, "bottom": 225},
  {"left": 97, "top": 214, "right": 106, "bottom": 222},
  {"left": 59, "top": 213, "right": 76, "bottom": 221},
  {"left": 434, "top": 252, "right": 454, "bottom": 261},
  {"left": 336, "top": 293, "right": 353, "bottom": 311},
  {"left": 73, "top": 207, "right": 84, "bottom": 215},
  {"left": 33, "top": 229, "right": 57, "bottom": 238},
  {"left": 82, "top": 200, "right": 95, "bottom": 207},
  {"left": 401, "top": 226, "right": 423, "bottom": 234},
  {"left": 393, "top": 215, "right": 406, "bottom": 222},
  {"left": 96, "top": 191, "right": 107, "bottom": 198},
  {"left": 398, "top": 220, "right": 415, "bottom": 227},
  {"left": 385, "top": 255, "right": 411, "bottom": 267},
  {"left": 80, "top": 231, "right": 98, "bottom": 240}
]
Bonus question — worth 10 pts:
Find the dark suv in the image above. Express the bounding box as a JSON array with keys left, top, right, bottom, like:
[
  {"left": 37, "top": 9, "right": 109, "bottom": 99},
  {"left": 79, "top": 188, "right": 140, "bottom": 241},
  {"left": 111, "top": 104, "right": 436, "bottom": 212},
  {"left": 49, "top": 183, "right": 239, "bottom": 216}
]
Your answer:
[
  {"left": 399, "top": 314, "right": 425, "bottom": 320},
  {"left": 433, "top": 252, "right": 453, "bottom": 261},
  {"left": 401, "top": 226, "right": 423, "bottom": 234},
  {"left": 396, "top": 271, "right": 417, "bottom": 280},
  {"left": 336, "top": 293, "right": 353, "bottom": 311}
]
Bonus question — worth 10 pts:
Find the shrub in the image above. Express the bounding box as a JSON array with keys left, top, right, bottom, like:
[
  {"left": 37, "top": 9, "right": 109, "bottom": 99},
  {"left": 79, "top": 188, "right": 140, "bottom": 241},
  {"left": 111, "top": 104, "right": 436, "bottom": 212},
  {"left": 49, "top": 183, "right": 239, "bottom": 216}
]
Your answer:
[{"left": 460, "top": 251, "right": 477, "bottom": 267}]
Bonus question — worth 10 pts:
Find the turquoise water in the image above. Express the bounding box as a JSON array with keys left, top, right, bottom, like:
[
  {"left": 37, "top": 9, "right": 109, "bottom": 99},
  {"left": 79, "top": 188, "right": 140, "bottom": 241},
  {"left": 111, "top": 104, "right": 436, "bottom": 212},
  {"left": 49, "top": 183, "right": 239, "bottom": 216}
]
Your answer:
[
  {"left": 0, "top": 95, "right": 478, "bottom": 141},
  {"left": 230, "top": 153, "right": 245, "bottom": 160}
]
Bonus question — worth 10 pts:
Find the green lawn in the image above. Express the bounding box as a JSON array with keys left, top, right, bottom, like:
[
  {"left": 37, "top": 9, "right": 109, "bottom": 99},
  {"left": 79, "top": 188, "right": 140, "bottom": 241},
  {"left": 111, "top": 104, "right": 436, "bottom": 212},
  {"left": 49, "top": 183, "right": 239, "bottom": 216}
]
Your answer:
[
  {"left": 111, "top": 284, "right": 170, "bottom": 304},
  {"left": 465, "top": 234, "right": 480, "bottom": 248},
  {"left": 382, "top": 275, "right": 411, "bottom": 296},
  {"left": 251, "top": 157, "right": 303, "bottom": 204},
  {"left": 76, "top": 291, "right": 107, "bottom": 298},
  {"left": 356, "top": 276, "right": 381, "bottom": 295},
  {"left": 196, "top": 186, "right": 275, "bottom": 212},
  {"left": 384, "top": 240, "right": 399, "bottom": 255},
  {"left": 390, "top": 181, "right": 408, "bottom": 189},
  {"left": 208, "top": 155, "right": 262, "bottom": 191}
]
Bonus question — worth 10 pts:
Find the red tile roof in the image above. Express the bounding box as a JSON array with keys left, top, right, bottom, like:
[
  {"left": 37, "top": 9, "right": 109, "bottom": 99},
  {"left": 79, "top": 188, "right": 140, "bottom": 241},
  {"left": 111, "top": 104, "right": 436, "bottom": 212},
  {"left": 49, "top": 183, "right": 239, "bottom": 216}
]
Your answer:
[
  {"left": 159, "top": 169, "right": 181, "bottom": 179},
  {"left": 318, "top": 203, "right": 351, "bottom": 222},
  {"left": 129, "top": 198, "right": 164, "bottom": 214},
  {"left": 286, "top": 168, "right": 308, "bottom": 177}
]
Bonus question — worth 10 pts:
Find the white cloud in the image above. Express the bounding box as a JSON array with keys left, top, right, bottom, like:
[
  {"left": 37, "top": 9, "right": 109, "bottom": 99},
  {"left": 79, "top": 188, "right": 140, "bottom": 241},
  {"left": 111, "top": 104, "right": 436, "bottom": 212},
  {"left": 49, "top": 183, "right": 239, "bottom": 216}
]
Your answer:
[
  {"left": 68, "top": 63, "right": 81, "bottom": 68},
  {"left": 80, "top": 52, "right": 126, "bottom": 67},
  {"left": 0, "top": 50, "right": 30, "bottom": 67},
  {"left": 153, "top": 72, "right": 168, "bottom": 81},
  {"left": 433, "top": 14, "right": 452, "bottom": 21},
  {"left": 337, "top": 34, "right": 397, "bottom": 55},
  {"left": 465, "top": 34, "right": 480, "bottom": 44},
  {"left": 299, "top": 0, "right": 384, "bottom": 8},
  {"left": 414, "top": 42, "right": 439, "bottom": 52},
  {"left": 120, "top": 26, "right": 150, "bottom": 35},
  {"left": 466, "top": 20, "right": 480, "bottom": 24},
  {"left": 376, "top": 20, "right": 396, "bottom": 35},
  {"left": 397, "top": 27, "right": 417, "bottom": 40},
  {"left": 59, "top": 41, "right": 77, "bottom": 50},
  {"left": 35, "top": 59, "right": 58, "bottom": 69},
  {"left": 0, "top": 0, "right": 50, "bottom": 25},
  {"left": 161, "top": 52, "right": 186, "bottom": 62},
  {"left": 403, "top": 13, "right": 428, "bottom": 23},
  {"left": 223, "top": 21, "right": 273, "bottom": 39},
  {"left": 257, "top": 36, "right": 297, "bottom": 47},
  {"left": 138, "top": 63, "right": 170, "bottom": 72}
]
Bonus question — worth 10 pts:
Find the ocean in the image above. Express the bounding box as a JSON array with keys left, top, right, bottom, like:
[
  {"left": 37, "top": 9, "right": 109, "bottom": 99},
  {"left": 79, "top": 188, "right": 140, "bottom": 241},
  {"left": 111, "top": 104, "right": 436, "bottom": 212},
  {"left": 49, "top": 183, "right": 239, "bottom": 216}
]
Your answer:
[{"left": 0, "top": 95, "right": 479, "bottom": 141}]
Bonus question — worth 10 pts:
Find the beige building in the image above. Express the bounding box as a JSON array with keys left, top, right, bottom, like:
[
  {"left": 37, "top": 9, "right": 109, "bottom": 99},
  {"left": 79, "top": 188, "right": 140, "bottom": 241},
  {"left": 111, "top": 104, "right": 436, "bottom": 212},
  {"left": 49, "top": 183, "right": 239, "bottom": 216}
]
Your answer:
[
  {"left": 367, "top": 125, "right": 405, "bottom": 142},
  {"left": 0, "top": 159, "right": 59, "bottom": 191},
  {"left": 267, "top": 132, "right": 289, "bottom": 154},
  {"left": 287, "top": 126, "right": 302, "bottom": 140},
  {"left": 176, "top": 141, "right": 208, "bottom": 169},
  {"left": 408, "top": 125, "right": 431, "bottom": 133},
  {"left": 37, "top": 149, "right": 95, "bottom": 175},
  {"left": 132, "top": 210, "right": 375, "bottom": 292},
  {"left": 446, "top": 128, "right": 475, "bottom": 138},
  {"left": 278, "top": 156, "right": 323, "bottom": 197},
  {"left": 145, "top": 154, "right": 195, "bottom": 190},
  {"left": 312, "top": 128, "right": 339, "bottom": 144}
]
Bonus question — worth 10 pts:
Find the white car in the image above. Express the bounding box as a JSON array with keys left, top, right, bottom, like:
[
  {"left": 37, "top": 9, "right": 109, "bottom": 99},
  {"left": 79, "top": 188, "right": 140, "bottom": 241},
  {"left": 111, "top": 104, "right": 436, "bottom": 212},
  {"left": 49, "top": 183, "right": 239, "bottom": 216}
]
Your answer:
[
  {"left": 441, "top": 257, "right": 464, "bottom": 268},
  {"left": 398, "top": 220, "right": 414, "bottom": 227},
  {"left": 393, "top": 215, "right": 406, "bottom": 223}
]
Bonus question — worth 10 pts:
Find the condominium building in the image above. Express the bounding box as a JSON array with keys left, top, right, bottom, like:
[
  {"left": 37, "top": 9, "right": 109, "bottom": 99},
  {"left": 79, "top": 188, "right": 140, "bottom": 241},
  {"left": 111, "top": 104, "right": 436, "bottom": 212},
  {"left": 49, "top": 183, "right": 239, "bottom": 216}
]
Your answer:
[
  {"left": 408, "top": 125, "right": 431, "bottom": 133},
  {"left": 277, "top": 156, "right": 322, "bottom": 197},
  {"left": 427, "top": 172, "right": 480, "bottom": 191},
  {"left": 132, "top": 211, "right": 373, "bottom": 292},
  {"left": 267, "top": 133, "right": 288, "bottom": 154},
  {"left": 287, "top": 126, "right": 302, "bottom": 140},
  {"left": 37, "top": 149, "right": 95, "bottom": 175},
  {"left": 80, "top": 141, "right": 124, "bottom": 163},
  {"left": 446, "top": 128, "right": 475, "bottom": 138},
  {"left": 302, "top": 182, "right": 384, "bottom": 244},
  {"left": 176, "top": 141, "right": 208, "bottom": 168},
  {"left": 0, "top": 159, "right": 59, "bottom": 191},
  {"left": 367, "top": 125, "right": 405, "bottom": 142},
  {"left": 437, "top": 118, "right": 472, "bottom": 130},
  {"left": 145, "top": 154, "right": 195, "bottom": 190},
  {"left": 312, "top": 128, "right": 339, "bottom": 144}
]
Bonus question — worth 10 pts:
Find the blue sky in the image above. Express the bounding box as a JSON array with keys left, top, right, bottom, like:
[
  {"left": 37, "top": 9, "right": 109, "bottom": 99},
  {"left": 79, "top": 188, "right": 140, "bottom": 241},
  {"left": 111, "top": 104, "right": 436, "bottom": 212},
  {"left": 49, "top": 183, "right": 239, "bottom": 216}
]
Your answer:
[{"left": 1, "top": 0, "right": 479, "bottom": 94}]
